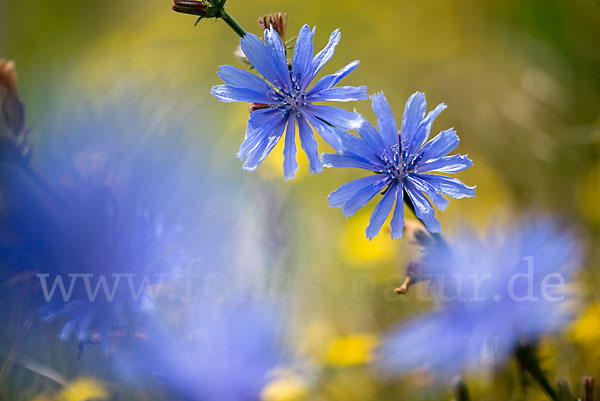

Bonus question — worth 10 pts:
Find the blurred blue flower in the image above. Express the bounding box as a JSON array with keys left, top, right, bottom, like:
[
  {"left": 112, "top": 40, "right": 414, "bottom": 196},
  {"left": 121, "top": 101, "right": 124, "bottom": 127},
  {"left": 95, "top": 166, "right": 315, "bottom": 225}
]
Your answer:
[
  {"left": 377, "top": 217, "right": 582, "bottom": 378},
  {"left": 0, "top": 94, "right": 243, "bottom": 350},
  {"left": 118, "top": 301, "right": 286, "bottom": 401},
  {"left": 212, "top": 25, "right": 368, "bottom": 179},
  {"left": 324, "top": 92, "right": 475, "bottom": 239}
]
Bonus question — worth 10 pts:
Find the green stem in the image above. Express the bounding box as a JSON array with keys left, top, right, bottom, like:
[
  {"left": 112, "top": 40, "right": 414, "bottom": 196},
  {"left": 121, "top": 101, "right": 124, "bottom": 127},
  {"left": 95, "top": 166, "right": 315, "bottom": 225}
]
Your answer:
[
  {"left": 515, "top": 345, "right": 560, "bottom": 401},
  {"left": 219, "top": 9, "right": 246, "bottom": 37}
]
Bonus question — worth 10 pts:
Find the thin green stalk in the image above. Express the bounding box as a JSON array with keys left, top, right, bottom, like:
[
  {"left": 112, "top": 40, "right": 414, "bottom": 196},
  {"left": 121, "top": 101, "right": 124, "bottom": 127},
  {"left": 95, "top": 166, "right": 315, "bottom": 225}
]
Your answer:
[
  {"left": 515, "top": 345, "right": 560, "bottom": 401},
  {"left": 219, "top": 9, "right": 246, "bottom": 37}
]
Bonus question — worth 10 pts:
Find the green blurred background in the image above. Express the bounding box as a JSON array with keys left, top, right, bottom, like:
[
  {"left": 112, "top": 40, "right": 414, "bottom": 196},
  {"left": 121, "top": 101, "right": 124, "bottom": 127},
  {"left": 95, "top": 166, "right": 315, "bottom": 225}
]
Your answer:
[{"left": 1, "top": 0, "right": 600, "bottom": 400}]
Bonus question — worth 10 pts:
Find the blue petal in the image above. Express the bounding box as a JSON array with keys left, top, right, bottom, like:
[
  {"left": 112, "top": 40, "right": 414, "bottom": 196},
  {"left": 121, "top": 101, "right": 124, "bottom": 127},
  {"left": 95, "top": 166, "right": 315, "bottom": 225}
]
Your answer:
[
  {"left": 297, "top": 115, "right": 322, "bottom": 174},
  {"left": 405, "top": 175, "right": 449, "bottom": 211},
  {"left": 403, "top": 179, "right": 441, "bottom": 233},
  {"left": 238, "top": 109, "right": 286, "bottom": 160},
  {"left": 328, "top": 174, "right": 389, "bottom": 208},
  {"left": 264, "top": 27, "right": 293, "bottom": 92},
  {"left": 417, "top": 154, "right": 472, "bottom": 173},
  {"left": 336, "top": 128, "right": 386, "bottom": 168},
  {"left": 355, "top": 117, "right": 390, "bottom": 158},
  {"left": 371, "top": 93, "right": 399, "bottom": 151},
  {"left": 322, "top": 153, "right": 378, "bottom": 170},
  {"left": 302, "top": 111, "right": 343, "bottom": 150},
  {"left": 304, "top": 104, "right": 363, "bottom": 130},
  {"left": 306, "top": 60, "right": 361, "bottom": 95},
  {"left": 283, "top": 114, "right": 298, "bottom": 180},
  {"left": 409, "top": 102, "right": 447, "bottom": 155},
  {"left": 217, "top": 65, "right": 271, "bottom": 94},
  {"left": 292, "top": 25, "right": 314, "bottom": 85},
  {"left": 302, "top": 29, "right": 341, "bottom": 90},
  {"left": 400, "top": 92, "right": 426, "bottom": 151},
  {"left": 414, "top": 174, "right": 475, "bottom": 199},
  {"left": 211, "top": 85, "right": 270, "bottom": 103},
  {"left": 341, "top": 176, "right": 392, "bottom": 217},
  {"left": 242, "top": 115, "right": 287, "bottom": 171},
  {"left": 366, "top": 181, "right": 398, "bottom": 240},
  {"left": 390, "top": 184, "right": 404, "bottom": 239},
  {"left": 418, "top": 129, "right": 459, "bottom": 162},
  {"left": 240, "top": 32, "right": 283, "bottom": 89},
  {"left": 305, "top": 86, "right": 368, "bottom": 103}
]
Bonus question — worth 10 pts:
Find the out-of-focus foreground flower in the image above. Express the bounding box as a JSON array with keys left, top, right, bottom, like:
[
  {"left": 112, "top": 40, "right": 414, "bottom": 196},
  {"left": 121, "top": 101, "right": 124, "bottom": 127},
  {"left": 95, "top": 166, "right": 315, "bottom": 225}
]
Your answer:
[
  {"left": 212, "top": 25, "right": 368, "bottom": 179},
  {"left": 115, "top": 301, "right": 288, "bottom": 401},
  {"left": 325, "top": 92, "right": 474, "bottom": 239},
  {"left": 377, "top": 217, "right": 582, "bottom": 378},
  {"left": 0, "top": 93, "right": 245, "bottom": 350}
]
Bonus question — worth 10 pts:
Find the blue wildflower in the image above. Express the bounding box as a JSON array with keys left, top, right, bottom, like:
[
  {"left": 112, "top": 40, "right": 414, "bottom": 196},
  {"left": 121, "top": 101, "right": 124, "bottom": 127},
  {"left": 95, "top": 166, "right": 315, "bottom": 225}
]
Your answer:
[
  {"left": 0, "top": 94, "right": 243, "bottom": 351},
  {"left": 377, "top": 217, "right": 582, "bottom": 378},
  {"left": 118, "top": 302, "right": 286, "bottom": 401},
  {"left": 324, "top": 92, "right": 475, "bottom": 239},
  {"left": 211, "top": 25, "right": 368, "bottom": 179}
]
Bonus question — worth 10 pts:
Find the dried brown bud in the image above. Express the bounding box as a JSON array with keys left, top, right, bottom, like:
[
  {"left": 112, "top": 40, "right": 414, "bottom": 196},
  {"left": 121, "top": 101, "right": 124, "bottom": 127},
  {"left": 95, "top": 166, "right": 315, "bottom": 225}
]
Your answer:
[
  {"left": 172, "top": 0, "right": 209, "bottom": 17},
  {"left": 0, "top": 59, "right": 29, "bottom": 165},
  {"left": 258, "top": 12, "right": 288, "bottom": 42},
  {"left": 0, "top": 59, "right": 18, "bottom": 96}
]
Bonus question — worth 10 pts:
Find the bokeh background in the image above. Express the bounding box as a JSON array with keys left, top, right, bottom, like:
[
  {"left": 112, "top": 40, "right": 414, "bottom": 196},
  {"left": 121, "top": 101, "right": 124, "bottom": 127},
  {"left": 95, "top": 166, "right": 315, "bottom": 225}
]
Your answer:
[{"left": 1, "top": 0, "right": 599, "bottom": 400}]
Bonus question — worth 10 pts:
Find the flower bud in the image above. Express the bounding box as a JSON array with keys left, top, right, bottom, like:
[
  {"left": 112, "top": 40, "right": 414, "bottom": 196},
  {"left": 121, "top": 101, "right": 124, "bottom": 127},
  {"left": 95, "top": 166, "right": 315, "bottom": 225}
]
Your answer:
[
  {"left": 258, "top": 12, "right": 288, "bottom": 41},
  {"left": 0, "top": 59, "right": 30, "bottom": 165},
  {"left": 172, "top": 1, "right": 209, "bottom": 17}
]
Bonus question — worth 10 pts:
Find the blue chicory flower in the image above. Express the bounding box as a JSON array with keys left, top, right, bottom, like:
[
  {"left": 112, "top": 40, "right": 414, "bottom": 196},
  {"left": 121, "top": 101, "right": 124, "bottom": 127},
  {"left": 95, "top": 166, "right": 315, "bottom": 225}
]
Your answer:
[
  {"left": 377, "top": 217, "right": 582, "bottom": 378},
  {"left": 0, "top": 94, "right": 244, "bottom": 350},
  {"left": 324, "top": 92, "right": 475, "bottom": 239},
  {"left": 212, "top": 25, "right": 368, "bottom": 179}
]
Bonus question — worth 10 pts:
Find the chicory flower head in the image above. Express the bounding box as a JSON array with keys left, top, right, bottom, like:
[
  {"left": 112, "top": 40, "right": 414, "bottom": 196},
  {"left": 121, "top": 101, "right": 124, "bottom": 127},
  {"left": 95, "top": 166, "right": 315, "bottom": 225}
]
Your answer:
[
  {"left": 0, "top": 95, "right": 241, "bottom": 350},
  {"left": 212, "top": 25, "right": 368, "bottom": 179},
  {"left": 324, "top": 92, "right": 475, "bottom": 239},
  {"left": 377, "top": 217, "right": 582, "bottom": 378},
  {"left": 124, "top": 302, "right": 286, "bottom": 401}
]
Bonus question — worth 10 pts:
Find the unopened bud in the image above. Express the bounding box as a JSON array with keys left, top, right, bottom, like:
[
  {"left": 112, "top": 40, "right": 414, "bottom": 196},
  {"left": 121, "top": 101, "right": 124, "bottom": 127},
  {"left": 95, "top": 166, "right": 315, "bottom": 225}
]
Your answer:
[
  {"left": 258, "top": 12, "right": 288, "bottom": 41},
  {"left": 172, "top": 0, "right": 209, "bottom": 17},
  {"left": 0, "top": 59, "right": 30, "bottom": 165}
]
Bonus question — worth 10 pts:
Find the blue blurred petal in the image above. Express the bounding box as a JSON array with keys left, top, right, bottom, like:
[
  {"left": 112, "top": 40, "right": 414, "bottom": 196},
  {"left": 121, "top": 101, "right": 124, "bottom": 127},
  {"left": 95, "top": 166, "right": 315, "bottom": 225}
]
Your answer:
[
  {"left": 283, "top": 114, "right": 298, "bottom": 180},
  {"left": 264, "top": 27, "right": 293, "bottom": 92},
  {"left": 291, "top": 25, "right": 314, "bottom": 84},
  {"left": 306, "top": 85, "right": 368, "bottom": 103},
  {"left": 302, "top": 29, "right": 341, "bottom": 90},
  {"left": 322, "top": 153, "right": 378, "bottom": 170},
  {"left": 417, "top": 154, "right": 472, "bottom": 173},
  {"left": 238, "top": 109, "right": 286, "bottom": 160},
  {"left": 418, "top": 128, "right": 459, "bottom": 162},
  {"left": 328, "top": 174, "right": 389, "bottom": 208},
  {"left": 297, "top": 115, "right": 322, "bottom": 174},
  {"left": 408, "top": 102, "right": 447, "bottom": 155},
  {"left": 366, "top": 181, "right": 398, "bottom": 240},
  {"left": 304, "top": 104, "right": 363, "bottom": 130},
  {"left": 242, "top": 115, "right": 287, "bottom": 171},
  {"left": 240, "top": 32, "right": 284, "bottom": 88},
  {"left": 340, "top": 176, "right": 392, "bottom": 217},
  {"left": 371, "top": 92, "right": 399, "bottom": 151},
  {"left": 390, "top": 185, "right": 405, "bottom": 239},
  {"left": 400, "top": 91, "right": 427, "bottom": 149},
  {"left": 404, "top": 180, "right": 441, "bottom": 232},
  {"left": 307, "top": 60, "right": 361, "bottom": 94},
  {"left": 415, "top": 174, "right": 476, "bottom": 199},
  {"left": 217, "top": 65, "right": 270, "bottom": 94},
  {"left": 211, "top": 85, "right": 270, "bottom": 103}
]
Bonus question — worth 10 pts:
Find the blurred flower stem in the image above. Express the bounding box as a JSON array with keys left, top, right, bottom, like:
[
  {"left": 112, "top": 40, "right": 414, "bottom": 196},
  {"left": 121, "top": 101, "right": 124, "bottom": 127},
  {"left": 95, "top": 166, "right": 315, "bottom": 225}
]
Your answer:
[{"left": 515, "top": 345, "right": 560, "bottom": 401}]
